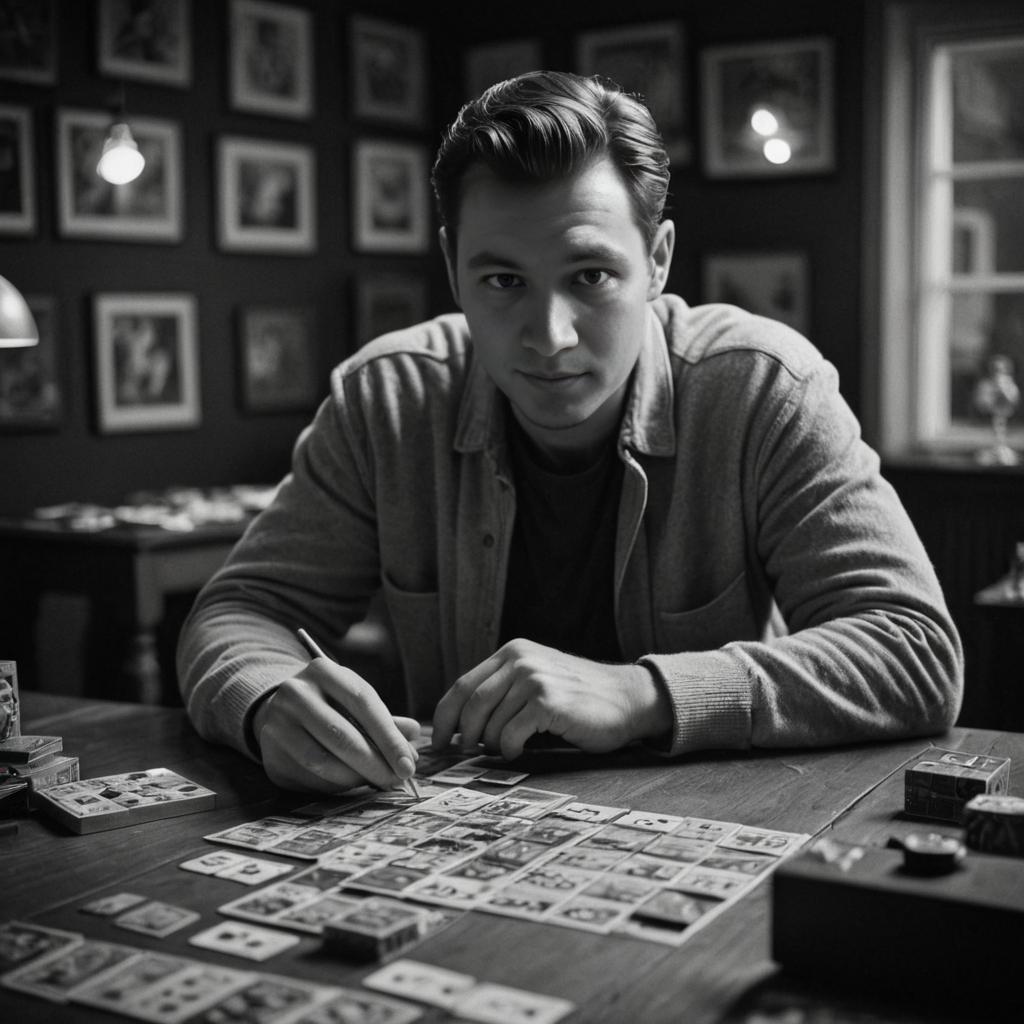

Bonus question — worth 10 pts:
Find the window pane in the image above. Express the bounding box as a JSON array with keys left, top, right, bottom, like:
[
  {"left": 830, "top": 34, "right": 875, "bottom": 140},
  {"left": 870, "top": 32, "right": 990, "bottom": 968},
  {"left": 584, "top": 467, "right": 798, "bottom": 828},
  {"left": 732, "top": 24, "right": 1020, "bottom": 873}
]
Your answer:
[
  {"left": 952, "top": 43, "right": 1024, "bottom": 162},
  {"left": 953, "top": 180, "right": 1024, "bottom": 273},
  {"left": 950, "top": 291, "right": 1024, "bottom": 424}
]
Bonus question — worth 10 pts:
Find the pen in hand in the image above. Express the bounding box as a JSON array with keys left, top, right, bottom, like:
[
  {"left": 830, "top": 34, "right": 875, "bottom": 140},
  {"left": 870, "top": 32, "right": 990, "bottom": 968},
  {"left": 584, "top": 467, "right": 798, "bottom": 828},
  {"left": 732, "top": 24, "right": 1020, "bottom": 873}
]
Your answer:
[{"left": 296, "top": 628, "right": 421, "bottom": 799}]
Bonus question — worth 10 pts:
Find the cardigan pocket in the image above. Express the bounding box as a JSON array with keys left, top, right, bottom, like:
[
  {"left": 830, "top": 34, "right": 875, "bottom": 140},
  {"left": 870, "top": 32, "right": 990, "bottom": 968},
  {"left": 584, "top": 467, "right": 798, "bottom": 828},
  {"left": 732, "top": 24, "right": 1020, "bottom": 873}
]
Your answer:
[
  {"left": 656, "top": 571, "right": 760, "bottom": 652},
  {"left": 381, "top": 571, "right": 445, "bottom": 719}
]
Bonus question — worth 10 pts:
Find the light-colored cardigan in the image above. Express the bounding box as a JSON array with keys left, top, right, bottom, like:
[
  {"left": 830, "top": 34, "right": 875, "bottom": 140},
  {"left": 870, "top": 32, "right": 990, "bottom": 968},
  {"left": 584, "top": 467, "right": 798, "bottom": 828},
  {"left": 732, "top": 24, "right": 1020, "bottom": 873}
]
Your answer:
[{"left": 177, "top": 296, "right": 963, "bottom": 760}]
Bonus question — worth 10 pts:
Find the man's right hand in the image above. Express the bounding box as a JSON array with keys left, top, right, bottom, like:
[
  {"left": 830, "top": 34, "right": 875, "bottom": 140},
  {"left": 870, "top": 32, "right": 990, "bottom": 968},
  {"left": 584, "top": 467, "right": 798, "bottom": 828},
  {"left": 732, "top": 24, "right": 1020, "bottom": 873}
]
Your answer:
[{"left": 251, "top": 658, "right": 420, "bottom": 793}]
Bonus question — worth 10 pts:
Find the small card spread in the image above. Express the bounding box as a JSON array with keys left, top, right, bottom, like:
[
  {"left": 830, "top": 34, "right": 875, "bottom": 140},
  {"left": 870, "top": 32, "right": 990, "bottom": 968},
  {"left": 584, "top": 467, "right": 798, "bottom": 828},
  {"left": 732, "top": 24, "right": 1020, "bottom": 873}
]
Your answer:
[
  {"left": 203, "top": 816, "right": 307, "bottom": 851},
  {"left": 188, "top": 920, "right": 301, "bottom": 962},
  {"left": 363, "top": 957, "right": 476, "bottom": 1010},
  {"left": 118, "top": 961, "right": 252, "bottom": 1023},
  {"left": 192, "top": 973, "right": 335, "bottom": 1022},
  {"left": 216, "top": 858, "right": 295, "bottom": 886},
  {"left": 306, "top": 987, "right": 423, "bottom": 1024},
  {"left": 113, "top": 900, "right": 201, "bottom": 938},
  {"left": 0, "top": 920, "right": 82, "bottom": 973},
  {"left": 0, "top": 735, "right": 62, "bottom": 766},
  {"left": 453, "top": 981, "right": 575, "bottom": 1024},
  {"left": 1, "top": 939, "right": 137, "bottom": 1002},
  {"left": 70, "top": 950, "right": 193, "bottom": 1014},
  {"left": 33, "top": 768, "right": 216, "bottom": 834},
  {"left": 79, "top": 892, "right": 148, "bottom": 917}
]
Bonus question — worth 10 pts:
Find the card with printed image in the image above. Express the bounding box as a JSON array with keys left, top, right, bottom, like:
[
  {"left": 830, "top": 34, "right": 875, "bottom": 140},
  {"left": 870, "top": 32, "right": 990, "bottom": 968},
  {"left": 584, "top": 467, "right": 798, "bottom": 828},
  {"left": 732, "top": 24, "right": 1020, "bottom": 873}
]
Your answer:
[
  {"left": 188, "top": 921, "right": 301, "bottom": 962},
  {"left": 580, "top": 872, "right": 659, "bottom": 906},
  {"left": 113, "top": 900, "right": 201, "bottom": 938},
  {"left": 453, "top": 981, "right": 575, "bottom": 1024},
  {"left": 193, "top": 973, "right": 334, "bottom": 1023},
  {"left": 671, "top": 865, "right": 754, "bottom": 899},
  {"left": 642, "top": 834, "right": 714, "bottom": 864},
  {"left": 545, "top": 894, "right": 632, "bottom": 935},
  {"left": 204, "top": 816, "right": 306, "bottom": 850},
  {"left": 347, "top": 863, "right": 430, "bottom": 896},
  {"left": 478, "top": 884, "right": 564, "bottom": 921},
  {"left": 0, "top": 920, "right": 82, "bottom": 972},
  {"left": 274, "top": 893, "right": 362, "bottom": 934},
  {"left": 404, "top": 873, "right": 492, "bottom": 909},
  {"left": 483, "top": 788, "right": 572, "bottom": 819},
  {"left": 699, "top": 851, "right": 776, "bottom": 877},
  {"left": 2, "top": 939, "right": 136, "bottom": 1002},
  {"left": 299, "top": 986, "right": 423, "bottom": 1023},
  {"left": 179, "top": 849, "right": 253, "bottom": 875},
  {"left": 218, "top": 881, "right": 323, "bottom": 923},
  {"left": 267, "top": 825, "right": 361, "bottom": 859},
  {"left": 416, "top": 786, "right": 499, "bottom": 815},
  {"left": 671, "top": 817, "right": 741, "bottom": 843},
  {"left": 717, "top": 826, "right": 808, "bottom": 858},
  {"left": 289, "top": 863, "right": 364, "bottom": 891},
  {"left": 70, "top": 950, "right": 192, "bottom": 1013},
  {"left": 79, "top": 892, "right": 148, "bottom": 917},
  {"left": 631, "top": 888, "right": 723, "bottom": 929},
  {"left": 577, "top": 824, "right": 653, "bottom": 853},
  {"left": 615, "top": 810, "right": 687, "bottom": 833},
  {"left": 363, "top": 957, "right": 475, "bottom": 1009},
  {"left": 215, "top": 857, "right": 294, "bottom": 886},
  {"left": 614, "top": 853, "right": 688, "bottom": 884},
  {"left": 546, "top": 801, "right": 628, "bottom": 824},
  {"left": 546, "top": 845, "right": 629, "bottom": 872},
  {"left": 120, "top": 962, "right": 252, "bottom": 1023}
]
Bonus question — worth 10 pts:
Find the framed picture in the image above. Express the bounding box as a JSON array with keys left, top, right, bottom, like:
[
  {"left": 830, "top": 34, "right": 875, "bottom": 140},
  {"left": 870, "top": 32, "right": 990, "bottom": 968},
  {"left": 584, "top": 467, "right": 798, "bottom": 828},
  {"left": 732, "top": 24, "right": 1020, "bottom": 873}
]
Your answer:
[
  {"left": 93, "top": 293, "right": 200, "bottom": 434},
  {"left": 56, "top": 108, "right": 183, "bottom": 242},
  {"left": 0, "top": 296, "right": 61, "bottom": 431},
  {"left": 352, "top": 140, "right": 429, "bottom": 254},
  {"left": 351, "top": 15, "right": 426, "bottom": 125},
  {"left": 701, "top": 37, "right": 835, "bottom": 178},
  {"left": 576, "top": 21, "right": 690, "bottom": 166},
  {"left": 702, "top": 251, "right": 810, "bottom": 335},
  {"left": 229, "top": 0, "right": 313, "bottom": 119},
  {"left": 217, "top": 136, "right": 316, "bottom": 254},
  {"left": 354, "top": 274, "right": 428, "bottom": 348},
  {"left": 97, "top": 0, "right": 192, "bottom": 87},
  {"left": 0, "top": 104, "right": 34, "bottom": 235},
  {"left": 464, "top": 38, "right": 542, "bottom": 100},
  {"left": 237, "top": 305, "right": 318, "bottom": 413},
  {"left": 0, "top": 0, "right": 56, "bottom": 84}
]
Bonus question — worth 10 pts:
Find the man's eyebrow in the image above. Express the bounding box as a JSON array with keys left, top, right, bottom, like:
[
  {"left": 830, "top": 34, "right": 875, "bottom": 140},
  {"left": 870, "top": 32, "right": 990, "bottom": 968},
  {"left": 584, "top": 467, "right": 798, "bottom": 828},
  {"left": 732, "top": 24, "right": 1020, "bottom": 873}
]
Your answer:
[
  {"left": 464, "top": 243, "right": 630, "bottom": 270},
  {"left": 465, "top": 251, "right": 522, "bottom": 270}
]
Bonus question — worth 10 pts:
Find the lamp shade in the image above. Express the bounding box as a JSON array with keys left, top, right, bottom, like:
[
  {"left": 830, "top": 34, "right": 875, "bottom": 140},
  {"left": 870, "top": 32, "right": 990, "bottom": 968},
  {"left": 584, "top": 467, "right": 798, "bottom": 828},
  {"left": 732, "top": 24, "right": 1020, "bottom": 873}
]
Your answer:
[
  {"left": 97, "top": 122, "right": 146, "bottom": 185},
  {"left": 0, "top": 274, "right": 38, "bottom": 348}
]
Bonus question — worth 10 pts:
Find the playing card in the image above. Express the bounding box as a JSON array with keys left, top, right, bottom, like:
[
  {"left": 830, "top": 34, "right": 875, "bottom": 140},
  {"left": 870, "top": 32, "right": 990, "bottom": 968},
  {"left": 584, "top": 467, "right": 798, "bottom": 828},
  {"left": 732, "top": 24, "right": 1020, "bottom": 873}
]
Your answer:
[
  {"left": 216, "top": 857, "right": 294, "bottom": 885},
  {"left": 267, "top": 826, "right": 359, "bottom": 859},
  {"left": 192, "top": 973, "right": 334, "bottom": 1023},
  {"left": 478, "top": 884, "right": 563, "bottom": 920},
  {"left": 347, "top": 863, "right": 429, "bottom": 896},
  {"left": 179, "top": 850, "right": 253, "bottom": 875},
  {"left": 1, "top": 939, "right": 136, "bottom": 1002},
  {"left": 204, "top": 816, "right": 306, "bottom": 850},
  {"left": 0, "top": 920, "right": 82, "bottom": 972},
  {"left": 545, "top": 895, "right": 631, "bottom": 934},
  {"left": 717, "top": 826, "right": 808, "bottom": 857},
  {"left": 274, "top": 893, "right": 362, "bottom": 934},
  {"left": 427, "top": 763, "right": 488, "bottom": 786},
  {"left": 404, "top": 873, "right": 491, "bottom": 909},
  {"left": 79, "top": 892, "right": 147, "bottom": 917},
  {"left": 614, "top": 853, "right": 687, "bottom": 883},
  {"left": 218, "top": 881, "right": 322, "bottom": 924},
  {"left": 300, "top": 986, "right": 423, "bottom": 1023},
  {"left": 577, "top": 824, "right": 653, "bottom": 853},
  {"left": 120, "top": 962, "right": 252, "bottom": 1023},
  {"left": 483, "top": 788, "right": 572, "bottom": 819},
  {"left": 70, "top": 951, "right": 191, "bottom": 1013},
  {"left": 188, "top": 921, "right": 301, "bottom": 962},
  {"left": 546, "top": 801, "right": 627, "bottom": 824},
  {"left": 453, "top": 981, "right": 575, "bottom": 1024},
  {"left": 114, "top": 900, "right": 201, "bottom": 938},
  {"left": 615, "top": 810, "right": 687, "bottom": 833},
  {"left": 546, "top": 845, "right": 629, "bottom": 872},
  {"left": 415, "top": 786, "right": 498, "bottom": 815},
  {"left": 362, "top": 957, "right": 475, "bottom": 1009},
  {"left": 671, "top": 817, "right": 741, "bottom": 843}
]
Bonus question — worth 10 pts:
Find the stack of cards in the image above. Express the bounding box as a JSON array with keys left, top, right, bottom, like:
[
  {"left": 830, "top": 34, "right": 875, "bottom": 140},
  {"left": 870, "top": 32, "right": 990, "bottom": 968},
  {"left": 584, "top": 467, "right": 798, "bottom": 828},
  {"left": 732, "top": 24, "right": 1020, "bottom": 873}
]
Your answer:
[
  {"left": 33, "top": 768, "right": 216, "bottom": 834},
  {"left": 323, "top": 897, "right": 441, "bottom": 961},
  {"left": 0, "top": 735, "right": 80, "bottom": 800}
]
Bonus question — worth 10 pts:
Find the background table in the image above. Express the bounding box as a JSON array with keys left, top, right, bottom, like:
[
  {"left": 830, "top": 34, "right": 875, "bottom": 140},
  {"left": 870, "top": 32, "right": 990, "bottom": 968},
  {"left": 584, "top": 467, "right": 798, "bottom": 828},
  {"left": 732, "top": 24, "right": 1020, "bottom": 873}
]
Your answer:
[{"left": 4, "top": 691, "right": 1022, "bottom": 1023}]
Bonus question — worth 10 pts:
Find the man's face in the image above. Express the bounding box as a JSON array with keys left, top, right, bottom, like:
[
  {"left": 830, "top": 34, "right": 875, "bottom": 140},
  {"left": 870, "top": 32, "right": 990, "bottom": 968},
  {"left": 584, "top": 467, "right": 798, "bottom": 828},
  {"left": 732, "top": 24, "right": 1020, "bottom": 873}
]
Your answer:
[{"left": 442, "top": 157, "right": 674, "bottom": 465}]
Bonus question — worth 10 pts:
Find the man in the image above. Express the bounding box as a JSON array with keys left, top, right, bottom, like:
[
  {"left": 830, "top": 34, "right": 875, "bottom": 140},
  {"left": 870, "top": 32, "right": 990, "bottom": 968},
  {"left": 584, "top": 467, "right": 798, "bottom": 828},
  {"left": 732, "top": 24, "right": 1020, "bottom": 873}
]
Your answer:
[{"left": 177, "top": 71, "right": 963, "bottom": 794}]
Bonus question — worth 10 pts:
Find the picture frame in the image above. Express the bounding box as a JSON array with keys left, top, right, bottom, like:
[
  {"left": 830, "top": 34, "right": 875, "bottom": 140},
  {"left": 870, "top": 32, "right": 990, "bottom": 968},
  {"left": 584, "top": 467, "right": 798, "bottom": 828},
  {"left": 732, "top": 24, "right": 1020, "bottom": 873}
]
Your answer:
[
  {"left": 0, "top": 103, "right": 34, "bottom": 235},
  {"left": 217, "top": 135, "right": 316, "bottom": 254},
  {"left": 576, "top": 21, "right": 690, "bottom": 166},
  {"left": 237, "top": 305, "right": 318, "bottom": 413},
  {"left": 352, "top": 139, "right": 429, "bottom": 254},
  {"left": 701, "top": 36, "right": 835, "bottom": 178},
  {"left": 97, "top": 0, "right": 192, "bottom": 88},
  {"left": 93, "top": 292, "right": 200, "bottom": 434},
  {"left": 464, "top": 38, "right": 542, "bottom": 100},
  {"left": 56, "top": 108, "right": 184, "bottom": 242},
  {"left": 702, "top": 251, "right": 810, "bottom": 335},
  {"left": 0, "top": 295, "right": 62, "bottom": 431},
  {"left": 351, "top": 15, "right": 426, "bottom": 126},
  {"left": 229, "top": 0, "right": 313, "bottom": 119},
  {"left": 0, "top": 0, "right": 56, "bottom": 85},
  {"left": 354, "top": 274, "right": 428, "bottom": 348}
]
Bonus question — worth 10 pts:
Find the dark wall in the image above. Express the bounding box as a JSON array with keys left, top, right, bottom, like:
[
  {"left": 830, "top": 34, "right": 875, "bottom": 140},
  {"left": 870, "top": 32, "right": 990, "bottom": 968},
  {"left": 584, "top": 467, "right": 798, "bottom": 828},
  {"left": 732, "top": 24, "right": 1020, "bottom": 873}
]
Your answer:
[{"left": 1, "top": 0, "right": 866, "bottom": 517}]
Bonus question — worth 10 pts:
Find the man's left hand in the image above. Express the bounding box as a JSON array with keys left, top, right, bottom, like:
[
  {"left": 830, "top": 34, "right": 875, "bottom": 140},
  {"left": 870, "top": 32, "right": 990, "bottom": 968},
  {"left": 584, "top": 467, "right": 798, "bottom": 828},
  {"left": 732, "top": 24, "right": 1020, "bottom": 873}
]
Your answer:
[{"left": 431, "top": 638, "right": 670, "bottom": 759}]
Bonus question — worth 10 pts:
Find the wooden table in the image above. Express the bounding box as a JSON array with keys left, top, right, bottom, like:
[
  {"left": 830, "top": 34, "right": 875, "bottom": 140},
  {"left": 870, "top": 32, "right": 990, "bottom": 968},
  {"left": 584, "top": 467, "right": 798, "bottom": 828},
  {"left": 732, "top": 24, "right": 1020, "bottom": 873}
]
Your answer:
[
  {"left": 4, "top": 692, "right": 1022, "bottom": 1023},
  {"left": 0, "top": 518, "right": 247, "bottom": 705}
]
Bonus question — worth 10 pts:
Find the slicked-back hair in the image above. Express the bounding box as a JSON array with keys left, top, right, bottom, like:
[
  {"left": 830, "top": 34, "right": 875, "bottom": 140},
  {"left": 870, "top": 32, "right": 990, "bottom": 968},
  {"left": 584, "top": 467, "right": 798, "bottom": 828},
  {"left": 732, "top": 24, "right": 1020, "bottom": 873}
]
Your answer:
[{"left": 431, "top": 70, "right": 670, "bottom": 250}]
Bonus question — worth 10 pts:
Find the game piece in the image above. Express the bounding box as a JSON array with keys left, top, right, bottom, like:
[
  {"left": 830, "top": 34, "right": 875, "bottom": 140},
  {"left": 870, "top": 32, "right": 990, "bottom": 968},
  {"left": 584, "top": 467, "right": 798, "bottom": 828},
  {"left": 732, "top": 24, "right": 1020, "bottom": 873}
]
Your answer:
[
  {"left": 0, "top": 661, "right": 19, "bottom": 741},
  {"left": 904, "top": 748, "right": 1011, "bottom": 823},
  {"left": 963, "top": 793, "right": 1024, "bottom": 857},
  {"left": 0, "top": 735, "right": 61, "bottom": 766},
  {"left": 34, "top": 768, "right": 216, "bottom": 834}
]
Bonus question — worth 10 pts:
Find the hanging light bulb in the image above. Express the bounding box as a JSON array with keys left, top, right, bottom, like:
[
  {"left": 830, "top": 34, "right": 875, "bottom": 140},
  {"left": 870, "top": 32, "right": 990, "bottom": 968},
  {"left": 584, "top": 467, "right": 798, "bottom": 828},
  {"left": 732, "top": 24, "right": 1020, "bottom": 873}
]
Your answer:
[
  {"left": 763, "top": 137, "right": 793, "bottom": 165},
  {"left": 97, "top": 122, "right": 145, "bottom": 185},
  {"left": 0, "top": 274, "right": 39, "bottom": 348}
]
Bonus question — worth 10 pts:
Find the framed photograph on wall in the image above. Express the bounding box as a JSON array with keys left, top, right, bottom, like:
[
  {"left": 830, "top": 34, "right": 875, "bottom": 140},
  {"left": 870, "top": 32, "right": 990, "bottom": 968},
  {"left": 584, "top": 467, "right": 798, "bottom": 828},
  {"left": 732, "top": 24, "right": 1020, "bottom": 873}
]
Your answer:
[
  {"left": 217, "top": 136, "right": 316, "bottom": 253},
  {"left": 576, "top": 21, "right": 690, "bottom": 166},
  {"left": 701, "top": 36, "right": 835, "bottom": 178},
  {"left": 97, "top": 0, "right": 192, "bottom": 87},
  {"left": 56, "top": 108, "right": 183, "bottom": 242},
  {"left": 0, "top": 0, "right": 56, "bottom": 84},
  {"left": 229, "top": 0, "right": 313, "bottom": 119},
  {"left": 0, "top": 104, "right": 34, "bottom": 235},
  {"left": 352, "top": 139, "right": 429, "bottom": 254},
  {"left": 0, "top": 296, "right": 62, "bottom": 431},
  {"left": 237, "top": 305, "right": 318, "bottom": 413},
  {"left": 465, "top": 38, "right": 542, "bottom": 100},
  {"left": 351, "top": 15, "right": 426, "bottom": 125},
  {"left": 354, "top": 274, "right": 428, "bottom": 347},
  {"left": 93, "top": 292, "right": 200, "bottom": 433},
  {"left": 702, "top": 251, "right": 810, "bottom": 335}
]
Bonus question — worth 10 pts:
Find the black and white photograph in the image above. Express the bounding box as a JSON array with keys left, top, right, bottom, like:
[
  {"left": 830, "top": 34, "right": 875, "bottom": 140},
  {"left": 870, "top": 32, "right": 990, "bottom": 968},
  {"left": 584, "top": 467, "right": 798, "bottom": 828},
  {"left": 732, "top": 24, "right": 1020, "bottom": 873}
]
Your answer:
[
  {"left": 0, "top": 295, "right": 61, "bottom": 430},
  {"left": 0, "top": 103, "right": 34, "bottom": 235},
  {"left": 352, "top": 139, "right": 428, "bottom": 253},
  {"left": 97, "top": 0, "right": 191, "bottom": 87},
  {"left": 351, "top": 15, "right": 426, "bottom": 125},
  {"left": 237, "top": 305, "right": 318, "bottom": 413},
  {"left": 702, "top": 251, "right": 810, "bottom": 334},
  {"left": 0, "top": 0, "right": 56, "bottom": 84}
]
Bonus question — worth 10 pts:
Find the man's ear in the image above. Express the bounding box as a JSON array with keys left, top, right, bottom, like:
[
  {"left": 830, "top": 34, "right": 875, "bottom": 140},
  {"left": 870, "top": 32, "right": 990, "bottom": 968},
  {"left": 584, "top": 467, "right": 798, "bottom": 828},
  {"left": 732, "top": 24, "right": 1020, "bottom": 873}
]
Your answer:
[
  {"left": 646, "top": 219, "right": 675, "bottom": 301},
  {"left": 439, "top": 227, "right": 461, "bottom": 308}
]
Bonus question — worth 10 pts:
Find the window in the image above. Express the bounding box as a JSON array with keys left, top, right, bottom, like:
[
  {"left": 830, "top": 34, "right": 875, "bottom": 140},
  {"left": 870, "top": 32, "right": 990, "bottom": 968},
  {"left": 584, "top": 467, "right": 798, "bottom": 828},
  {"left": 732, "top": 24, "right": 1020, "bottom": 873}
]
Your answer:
[{"left": 874, "top": 2, "right": 1024, "bottom": 457}]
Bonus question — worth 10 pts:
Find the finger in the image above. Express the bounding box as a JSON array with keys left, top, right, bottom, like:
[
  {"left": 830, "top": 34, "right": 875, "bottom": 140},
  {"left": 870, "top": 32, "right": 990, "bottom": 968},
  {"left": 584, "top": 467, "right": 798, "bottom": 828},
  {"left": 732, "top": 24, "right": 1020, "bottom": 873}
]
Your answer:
[
  {"left": 480, "top": 683, "right": 530, "bottom": 754},
  {"left": 497, "top": 703, "right": 552, "bottom": 761},
  {"left": 432, "top": 651, "right": 506, "bottom": 750},
  {"left": 259, "top": 714, "right": 367, "bottom": 793},
  {"left": 303, "top": 661, "right": 418, "bottom": 780}
]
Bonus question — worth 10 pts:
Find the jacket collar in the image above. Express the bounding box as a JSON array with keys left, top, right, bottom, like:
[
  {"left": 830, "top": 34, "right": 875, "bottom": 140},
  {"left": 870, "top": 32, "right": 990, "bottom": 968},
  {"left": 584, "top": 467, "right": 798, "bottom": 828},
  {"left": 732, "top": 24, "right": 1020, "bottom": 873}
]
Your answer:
[{"left": 454, "top": 301, "right": 678, "bottom": 459}]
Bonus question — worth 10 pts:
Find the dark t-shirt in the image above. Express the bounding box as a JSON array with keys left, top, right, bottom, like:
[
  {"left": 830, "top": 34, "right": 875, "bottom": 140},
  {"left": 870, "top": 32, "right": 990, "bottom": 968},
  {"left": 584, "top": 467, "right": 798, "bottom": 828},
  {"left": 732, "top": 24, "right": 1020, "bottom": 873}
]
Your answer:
[{"left": 499, "top": 416, "right": 624, "bottom": 662}]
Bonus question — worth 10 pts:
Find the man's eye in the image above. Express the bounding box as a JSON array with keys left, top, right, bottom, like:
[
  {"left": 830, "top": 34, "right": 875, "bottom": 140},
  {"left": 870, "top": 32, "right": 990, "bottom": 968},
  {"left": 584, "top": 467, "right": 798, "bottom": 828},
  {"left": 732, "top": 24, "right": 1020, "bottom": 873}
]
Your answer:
[
  {"left": 485, "top": 273, "right": 522, "bottom": 289},
  {"left": 576, "top": 269, "right": 611, "bottom": 286}
]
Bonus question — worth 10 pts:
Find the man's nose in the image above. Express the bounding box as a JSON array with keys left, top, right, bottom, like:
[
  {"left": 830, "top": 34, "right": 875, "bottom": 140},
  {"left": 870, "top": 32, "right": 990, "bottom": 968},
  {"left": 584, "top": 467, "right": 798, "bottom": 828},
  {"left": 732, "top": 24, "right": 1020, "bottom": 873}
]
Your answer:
[{"left": 522, "top": 292, "right": 578, "bottom": 356}]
